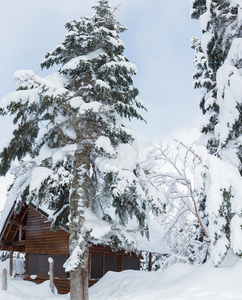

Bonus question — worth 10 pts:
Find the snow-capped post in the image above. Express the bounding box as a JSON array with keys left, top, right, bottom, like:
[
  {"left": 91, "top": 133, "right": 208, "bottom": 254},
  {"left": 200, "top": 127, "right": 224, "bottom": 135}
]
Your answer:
[
  {"left": 49, "top": 257, "right": 54, "bottom": 293},
  {"left": 2, "top": 268, "right": 7, "bottom": 291}
]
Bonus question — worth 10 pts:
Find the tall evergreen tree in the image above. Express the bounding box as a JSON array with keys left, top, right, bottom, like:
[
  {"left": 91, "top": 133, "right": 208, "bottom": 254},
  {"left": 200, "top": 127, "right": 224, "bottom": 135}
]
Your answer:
[
  {"left": 190, "top": 0, "right": 207, "bottom": 20},
  {"left": 191, "top": 0, "right": 242, "bottom": 264},
  {"left": 0, "top": 1, "right": 158, "bottom": 299},
  {"left": 191, "top": 0, "right": 242, "bottom": 157},
  {"left": 191, "top": 36, "right": 219, "bottom": 155}
]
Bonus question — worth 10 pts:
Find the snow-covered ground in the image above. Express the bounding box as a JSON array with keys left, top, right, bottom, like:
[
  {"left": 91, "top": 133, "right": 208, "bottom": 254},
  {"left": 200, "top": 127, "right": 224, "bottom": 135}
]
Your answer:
[{"left": 0, "top": 259, "right": 242, "bottom": 300}]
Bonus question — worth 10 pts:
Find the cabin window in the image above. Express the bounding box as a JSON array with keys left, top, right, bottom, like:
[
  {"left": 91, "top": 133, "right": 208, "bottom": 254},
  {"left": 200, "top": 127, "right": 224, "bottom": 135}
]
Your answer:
[
  {"left": 90, "top": 254, "right": 116, "bottom": 279},
  {"left": 105, "top": 255, "right": 115, "bottom": 273},
  {"left": 122, "top": 257, "right": 139, "bottom": 270},
  {"left": 27, "top": 254, "right": 67, "bottom": 278},
  {"left": 91, "top": 254, "right": 103, "bottom": 279},
  {"left": 27, "top": 254, "right": 38, "bottom": 275},
  {"left": 53, "top": 255, "right": 66, "bottom": 277},
  {"left": 38, "top": 255, "right": 49, "bottom": 276}
]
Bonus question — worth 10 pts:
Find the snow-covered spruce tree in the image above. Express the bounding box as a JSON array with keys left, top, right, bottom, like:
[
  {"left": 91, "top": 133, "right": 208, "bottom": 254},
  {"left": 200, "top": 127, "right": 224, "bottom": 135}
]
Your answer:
[
  {"left": 190, "top": 0, "right": 242, "bottom": 265},
  {"left": 191, "top": 36, "right": 219, "bottom": 155},
  {"left": 190, "top": 0, "right": 207, "bottom": 20},
  {"left": 0, "top": 1, "right": 158, "bottom": 299},
  {"left": 191, "top": 0, "right": 242, "bottom": 161}
]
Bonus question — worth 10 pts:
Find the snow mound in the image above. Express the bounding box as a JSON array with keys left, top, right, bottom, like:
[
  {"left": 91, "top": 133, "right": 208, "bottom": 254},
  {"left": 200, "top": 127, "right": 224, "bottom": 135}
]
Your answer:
[
  {"left": 90, "top": 261, "right": 242, "bottom": 300},
  {"left": 0, "top": 260, "right": 242, "bottom": 299}
]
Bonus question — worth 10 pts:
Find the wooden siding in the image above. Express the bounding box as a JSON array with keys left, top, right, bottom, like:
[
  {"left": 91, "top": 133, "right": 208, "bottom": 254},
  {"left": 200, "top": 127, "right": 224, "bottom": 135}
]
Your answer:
[
  {"left": 25, "top": 206, "right": 69, "bottom": 255},
  {"left": 25, "top": 206, "right": 70, "bottom": 294},
  {"left": 1, "top": 204, "right": 140, "bottom": 294}
]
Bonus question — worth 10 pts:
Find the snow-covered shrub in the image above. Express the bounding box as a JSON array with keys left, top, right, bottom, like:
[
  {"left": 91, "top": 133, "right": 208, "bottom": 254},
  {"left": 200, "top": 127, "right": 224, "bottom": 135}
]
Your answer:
[{"left": 145, "top": 141, "right": 242, "bottom": 266}]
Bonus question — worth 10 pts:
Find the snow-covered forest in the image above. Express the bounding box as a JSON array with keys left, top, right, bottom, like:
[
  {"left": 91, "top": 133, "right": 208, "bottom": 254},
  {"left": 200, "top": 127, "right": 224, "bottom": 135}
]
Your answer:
[{"left": 0, "top": 0, "right": 242, "bottom": 299}]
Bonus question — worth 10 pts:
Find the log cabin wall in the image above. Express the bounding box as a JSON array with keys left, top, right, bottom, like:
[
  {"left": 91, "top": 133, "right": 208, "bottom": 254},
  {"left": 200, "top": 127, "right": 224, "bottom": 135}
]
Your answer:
[
  {"left": 25, "top": 206, "right": 70, "bottom": 294},
  {"left": 0, "top": 204, "right": 141, "bottom": 294},
  {"left": 89, "top": 244, "right": 140, "bottom": 286},
  {"left": 25, "top": 206, "right": 69, "bottom": 255}
]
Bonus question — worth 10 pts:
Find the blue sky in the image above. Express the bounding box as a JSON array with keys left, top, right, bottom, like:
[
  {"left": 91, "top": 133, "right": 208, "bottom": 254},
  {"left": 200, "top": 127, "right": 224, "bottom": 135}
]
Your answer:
[{"left": 0, "top": 0, "right": 201, "bottom": 144}]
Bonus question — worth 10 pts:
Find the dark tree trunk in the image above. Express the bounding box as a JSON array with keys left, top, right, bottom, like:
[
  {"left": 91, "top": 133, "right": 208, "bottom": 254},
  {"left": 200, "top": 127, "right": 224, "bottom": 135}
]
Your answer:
[{"left": 69, "top": 139, "right": 92, "bottom": 300}]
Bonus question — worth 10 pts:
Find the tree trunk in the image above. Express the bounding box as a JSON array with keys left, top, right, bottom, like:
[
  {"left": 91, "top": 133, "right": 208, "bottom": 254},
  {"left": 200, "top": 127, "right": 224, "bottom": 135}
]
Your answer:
[
  {"left": 70, "top": 247, "right": 89, "bottom": 300},
  {"left": 69, "top": 139, "right": 92, "bottom": 300}
]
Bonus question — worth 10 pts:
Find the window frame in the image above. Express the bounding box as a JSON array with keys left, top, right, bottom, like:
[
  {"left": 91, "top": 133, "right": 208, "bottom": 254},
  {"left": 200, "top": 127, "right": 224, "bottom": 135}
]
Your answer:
[
  {"left": 89, "top": 253, "right": 117, "bottom": 280},
  {"left": 26, "top": 253, "right": 68, "bottom": 278},
  {"left": 122, "top": 256, "right": 140, "bottom": 271}
]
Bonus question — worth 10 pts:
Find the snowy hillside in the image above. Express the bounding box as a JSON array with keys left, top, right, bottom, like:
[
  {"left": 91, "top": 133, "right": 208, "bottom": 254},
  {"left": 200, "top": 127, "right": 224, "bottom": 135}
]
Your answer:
[{"left": 0, "top": 259, "right": 242, "bottom": 300}]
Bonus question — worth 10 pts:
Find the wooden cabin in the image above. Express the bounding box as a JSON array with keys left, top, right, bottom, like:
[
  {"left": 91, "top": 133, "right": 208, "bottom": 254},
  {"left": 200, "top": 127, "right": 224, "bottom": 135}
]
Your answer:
[{"left": 0, "top": 203, "right": 140, "bottom": 294}]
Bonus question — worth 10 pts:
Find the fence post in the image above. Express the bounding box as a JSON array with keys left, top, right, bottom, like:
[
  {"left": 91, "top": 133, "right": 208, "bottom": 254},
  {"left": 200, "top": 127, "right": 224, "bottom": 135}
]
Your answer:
[
  {"left": 9, "top": 248, "right": 13, "bottom": 276},
  {"left": 149, "top": 252, "right": 152, "bottom": 272},
  {"left": 2, "top": 268, "right": 7, "bottom": 291},
  {"left": 49, "top": 257, "right": 54, "bottom": 293}
]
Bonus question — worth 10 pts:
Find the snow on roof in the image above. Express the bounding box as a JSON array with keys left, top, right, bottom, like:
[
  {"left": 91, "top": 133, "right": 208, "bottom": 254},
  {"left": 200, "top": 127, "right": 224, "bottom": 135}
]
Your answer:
[{"left": 0, "top": 197, "right": 166, "bottom": 254}]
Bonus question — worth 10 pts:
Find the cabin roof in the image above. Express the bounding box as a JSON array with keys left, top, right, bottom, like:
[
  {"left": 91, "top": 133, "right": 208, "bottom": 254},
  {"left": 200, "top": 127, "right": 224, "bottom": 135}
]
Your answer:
[{"left": 0, "top": 200, "right": 168, "bottom": 254}]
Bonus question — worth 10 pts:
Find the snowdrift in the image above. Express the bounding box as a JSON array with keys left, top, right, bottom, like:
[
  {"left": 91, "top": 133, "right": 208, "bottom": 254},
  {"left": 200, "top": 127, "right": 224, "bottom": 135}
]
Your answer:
[
  {"left": 90, "top": 261, "right": 242, "bottom": 300},
  {"left": 0, "top": 259, "right": 241, "bottom": 299}
]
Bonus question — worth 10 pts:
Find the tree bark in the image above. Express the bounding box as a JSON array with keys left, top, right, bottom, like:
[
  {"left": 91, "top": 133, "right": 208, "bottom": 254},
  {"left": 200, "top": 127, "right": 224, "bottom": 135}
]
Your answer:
[
  {"left": 69, "top": 139, "right": 92, "bottom": 300},
  {"left": 70, "top": 247, "right": 89, "bottom": 300}
]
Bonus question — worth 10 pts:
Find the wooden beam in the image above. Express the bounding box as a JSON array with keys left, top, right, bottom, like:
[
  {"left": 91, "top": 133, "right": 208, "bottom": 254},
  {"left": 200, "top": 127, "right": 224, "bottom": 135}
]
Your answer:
[
  {"left": 12, "top": 226, "right": 19, "bottom": 242},
  {"left": 12, "top": 240, "right": 26, "bottom": 246},
  {"left": 9, "top": 248, "right": 13, "bottom": 276},
  {"left": 0, "top": 204, "right": 15, "bottom": 240},
  {"left": 9, "top": 220, "right": 26, "bottom": 226},
  {"left": 21, "top": 205, "right": 28, "bottom": 221},
  {"left": 149, "top": 252, "right": 152, "bottom": 272},
  {"left": 11, "top": 225, "right": 26, "bottom": 242},
  {"left": 0, "top": 241, "right": 12, "bottom": 246},
  {"left": 3, "top": 223, "right": 12, "bottom": 241},
  {"left": 19, "top": 225, "right": 22, "bottom": 241},
  {"left": 0, "top": 240, "right": 26, "bottom": 247}
]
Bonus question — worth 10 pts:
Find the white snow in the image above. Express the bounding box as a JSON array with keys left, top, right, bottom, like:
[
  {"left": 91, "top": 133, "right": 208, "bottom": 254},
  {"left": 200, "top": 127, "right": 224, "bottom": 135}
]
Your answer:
[
  {"left": 48, "top": 257, "right": 53, "bottom": 264},
  {"left": 95, "top": 136, "right": 116, "bottom": 156},
  {"left": 84, "top": 208, "right": 111, "bottom": 240},
  {"left": 13, "top": 70, "right": 35, "bottom": 82},
  {"left": 96, "top": 143, "right": 137, "bottom": 173},
  {"left": 68, "top": 97, "right": 84, "bottom": 109},
  {"left": 61, "top": 49, "right": 105, "bottom": 71},
  {"left": 101, "top": 61, "right": 137, "bottom": 74},
  {"left": 1, "top": 259, "right": 242, "bottom": 299},
  {"left": 79, "top": 102, "right": 102, "bottom": 114},
  {"left": 0, "top": 89, "right": 40, "bottom": 109},
  {"left": 95, "top": 80, "right": 110, "bottom": 90},
  {"left": 90, "top": 261, "right": 242, "bottom": 300},
  {"left": 29, "top": 167, "right": 53, "bottom": 192}
]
